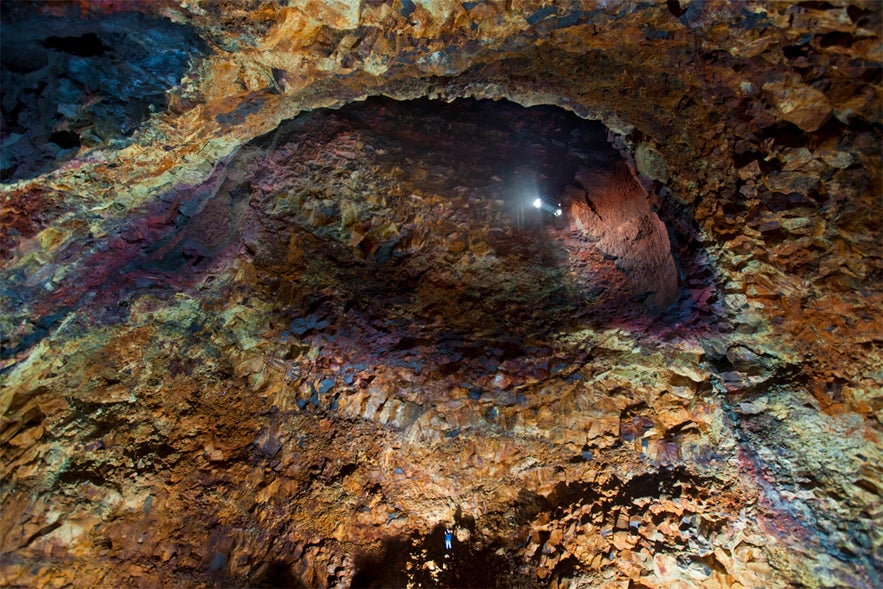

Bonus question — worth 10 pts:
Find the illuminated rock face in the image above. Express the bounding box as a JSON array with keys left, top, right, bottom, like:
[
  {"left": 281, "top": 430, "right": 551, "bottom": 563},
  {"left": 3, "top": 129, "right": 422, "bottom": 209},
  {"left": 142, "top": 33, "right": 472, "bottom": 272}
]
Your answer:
[
  {"left": 568, "top": 162, "right": 679, "bottom": 311},
  {"left": 0, "top": 2, "right": 881, "bottom": 589}
]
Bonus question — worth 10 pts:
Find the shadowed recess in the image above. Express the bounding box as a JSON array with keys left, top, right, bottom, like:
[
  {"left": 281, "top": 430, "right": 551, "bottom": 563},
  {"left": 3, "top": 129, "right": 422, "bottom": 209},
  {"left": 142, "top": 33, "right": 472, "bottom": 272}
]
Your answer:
[
  {"left": 0, "top": 9, "right": 206, "bottom": 182},
  {"left": 228, "top": 96, "right": 717, "bottom": 386}
]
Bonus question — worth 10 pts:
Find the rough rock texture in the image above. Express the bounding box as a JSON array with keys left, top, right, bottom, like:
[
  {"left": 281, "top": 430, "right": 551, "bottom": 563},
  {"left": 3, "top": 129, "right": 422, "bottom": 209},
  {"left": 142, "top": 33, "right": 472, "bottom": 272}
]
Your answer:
[
  {"left": 0, "top": 7, "right": 206, "bottom": 182},
  {"left": 1, "top": 1, "right": 881, "bottom": 588}
]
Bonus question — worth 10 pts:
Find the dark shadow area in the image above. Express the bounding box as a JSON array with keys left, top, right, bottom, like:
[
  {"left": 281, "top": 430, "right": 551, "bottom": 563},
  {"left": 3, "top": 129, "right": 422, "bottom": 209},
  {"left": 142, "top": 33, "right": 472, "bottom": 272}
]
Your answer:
[
  {"left": 351, "top": 466, "right": 711, "bottom": 588},
  {"left": 0, "top": 7, "right": 206, "bottom": 182},
  {"left": 255, "top": 559, "right": 305, "bottom": 588},
  {"left": 353, "top": 523, "right": 514, "bottom": 589},
  {"left": 352, "top": 538, "right": 410, "bottom": 588},
  {"left": 43, "top": 32, "right": 107, "bottom": 57}
]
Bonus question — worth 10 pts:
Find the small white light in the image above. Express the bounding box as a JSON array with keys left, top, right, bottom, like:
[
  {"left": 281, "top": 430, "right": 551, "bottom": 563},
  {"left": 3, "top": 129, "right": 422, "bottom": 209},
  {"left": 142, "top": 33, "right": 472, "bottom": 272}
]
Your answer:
[
  {"left": 532, "top": 198, "right": 542, "bottom": 209},
  {"left": 555, "top": 208, "right": 563, "bottom": 217}
]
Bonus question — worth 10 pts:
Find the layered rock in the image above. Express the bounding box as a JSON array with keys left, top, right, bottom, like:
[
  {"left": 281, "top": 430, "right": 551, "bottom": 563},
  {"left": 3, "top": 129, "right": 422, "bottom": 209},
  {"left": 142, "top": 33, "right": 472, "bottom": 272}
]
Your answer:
[{"left": 1, "top": 1, "right": 881, "bottom": 588}]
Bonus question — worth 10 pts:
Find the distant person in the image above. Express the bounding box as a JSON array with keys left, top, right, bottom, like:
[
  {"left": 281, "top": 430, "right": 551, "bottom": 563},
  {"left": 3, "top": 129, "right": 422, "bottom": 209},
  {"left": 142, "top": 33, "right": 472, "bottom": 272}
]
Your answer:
[{"left": 445, "top": 527, "right": 453, "bottom": 551}]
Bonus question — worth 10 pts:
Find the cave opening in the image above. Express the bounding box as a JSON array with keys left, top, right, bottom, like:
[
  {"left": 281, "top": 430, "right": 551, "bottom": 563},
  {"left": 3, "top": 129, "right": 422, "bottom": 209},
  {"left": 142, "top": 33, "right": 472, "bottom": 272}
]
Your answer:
[
  {"left": 150, "top": 92, "right": 717, "bottom": 423},
  {"left": 238, "top": 95, "right": 686, "bottom": 342},
  {"left": 0, "top": 2, "right": 879, "bottom": 588}
]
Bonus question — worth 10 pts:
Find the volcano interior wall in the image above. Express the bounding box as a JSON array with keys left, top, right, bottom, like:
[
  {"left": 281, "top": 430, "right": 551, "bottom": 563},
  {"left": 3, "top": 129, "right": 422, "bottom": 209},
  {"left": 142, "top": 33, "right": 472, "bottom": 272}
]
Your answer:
[{"left": 1, "top": 2, "right": 881, "bottom": 589}]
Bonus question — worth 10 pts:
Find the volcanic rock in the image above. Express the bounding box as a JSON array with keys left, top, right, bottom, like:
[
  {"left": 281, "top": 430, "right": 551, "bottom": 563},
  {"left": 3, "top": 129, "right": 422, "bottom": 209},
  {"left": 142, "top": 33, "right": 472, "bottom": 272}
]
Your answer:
[{"left": 0, "top": 2, "right": 881, "bottom": 589}]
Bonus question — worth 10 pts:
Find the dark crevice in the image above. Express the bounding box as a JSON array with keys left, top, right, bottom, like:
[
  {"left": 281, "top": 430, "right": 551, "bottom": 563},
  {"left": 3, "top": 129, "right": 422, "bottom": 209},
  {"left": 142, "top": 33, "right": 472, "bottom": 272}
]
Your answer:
[
  {"left": 796, "top": 1, "right": 836, "bottom": 9},
  {"left": 817, "top": 31, "right": 853, "bottom": 48},
  {"left": 43, "top": 32, "right": 107, "bottom": 56},
  {"left": 56, "top": 462, "right": 110, "bottom": 487},
  {"left": 783, "top": 44, "right": 810, "bottom": 59},
  {"left": 256, "top": 560, "right": 305, "bottom": 588},
  {"left": 49, "top": 130, "right": 81, "bottom": 149},
  {"left": 761, "top": 121, "right": 809, "bottom": 148},
  {"left": 666, "top": 0, "right": 686, "bottom": 18},
  {"left": 733, "top": 150, "right": 760, "bottom": 169},
  {"left": 846, "top": 4, "right": 866, "bottom": 23}
]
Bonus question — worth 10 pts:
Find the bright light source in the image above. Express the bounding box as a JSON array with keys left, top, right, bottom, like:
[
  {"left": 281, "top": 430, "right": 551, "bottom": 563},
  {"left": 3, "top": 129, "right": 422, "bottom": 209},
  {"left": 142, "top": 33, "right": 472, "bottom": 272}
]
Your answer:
[
  {"left": 532, "top": 198, "right": 542, "bottom": 209},
  {"left": 554, "top": 208, "right": 563, "bottom": 217}
]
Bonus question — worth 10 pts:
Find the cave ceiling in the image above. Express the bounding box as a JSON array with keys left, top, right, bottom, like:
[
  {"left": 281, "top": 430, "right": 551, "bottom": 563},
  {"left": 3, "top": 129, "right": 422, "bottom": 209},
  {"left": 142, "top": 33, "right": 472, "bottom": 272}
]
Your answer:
[{"left": 0, "top": 1, "right": 881, "bottom": 588}]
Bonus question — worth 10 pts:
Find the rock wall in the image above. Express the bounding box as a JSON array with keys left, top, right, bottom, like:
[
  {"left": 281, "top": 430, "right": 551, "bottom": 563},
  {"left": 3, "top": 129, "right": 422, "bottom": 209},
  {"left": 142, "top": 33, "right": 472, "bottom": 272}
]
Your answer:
[
  {"left": 569, "top": 162, "right": 680, "bottom": 310},
  {"left": 1, "top": 1, "right": 881, "bottom": 588}
]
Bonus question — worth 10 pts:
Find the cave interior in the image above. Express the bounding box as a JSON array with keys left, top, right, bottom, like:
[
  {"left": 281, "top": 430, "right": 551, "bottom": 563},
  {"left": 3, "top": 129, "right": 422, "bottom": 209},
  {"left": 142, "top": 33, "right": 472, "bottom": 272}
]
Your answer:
[{"left": 0, "top": 2, "right": 881, "bottom": 589}]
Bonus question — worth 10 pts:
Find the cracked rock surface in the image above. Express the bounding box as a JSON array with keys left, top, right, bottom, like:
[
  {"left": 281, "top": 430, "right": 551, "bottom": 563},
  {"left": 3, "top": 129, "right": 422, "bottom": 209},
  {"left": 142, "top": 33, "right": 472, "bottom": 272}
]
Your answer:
[{"left": 1, "top": 1, "right": 881, "bottom": 588}]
